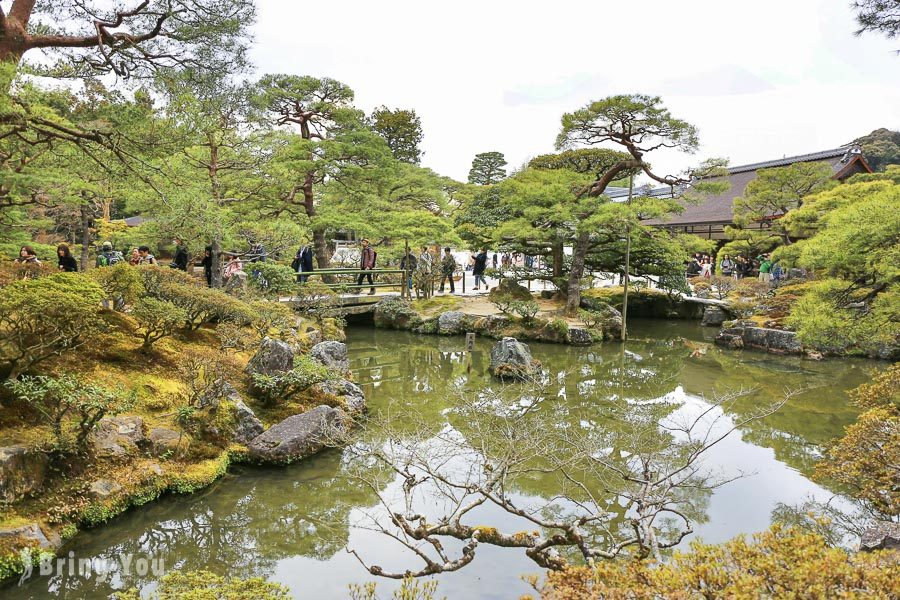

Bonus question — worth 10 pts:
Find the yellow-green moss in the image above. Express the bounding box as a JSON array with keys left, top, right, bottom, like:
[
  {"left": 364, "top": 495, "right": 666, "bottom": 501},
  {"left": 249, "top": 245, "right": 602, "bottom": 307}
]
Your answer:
[{"left": 412, "top": 295, "right": 463, "bottom": 316}]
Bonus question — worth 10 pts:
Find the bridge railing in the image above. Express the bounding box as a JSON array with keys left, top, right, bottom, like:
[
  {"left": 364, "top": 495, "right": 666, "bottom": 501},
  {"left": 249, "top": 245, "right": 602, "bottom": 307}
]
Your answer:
[{"left": 297, "top": 268, "right": 411, "bottom": 298}]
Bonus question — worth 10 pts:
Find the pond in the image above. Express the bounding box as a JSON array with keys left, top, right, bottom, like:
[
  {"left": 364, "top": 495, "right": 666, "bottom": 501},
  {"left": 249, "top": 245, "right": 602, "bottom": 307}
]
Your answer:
[{"left": 6, "top": 321, "right": 878, "bottom": 599}]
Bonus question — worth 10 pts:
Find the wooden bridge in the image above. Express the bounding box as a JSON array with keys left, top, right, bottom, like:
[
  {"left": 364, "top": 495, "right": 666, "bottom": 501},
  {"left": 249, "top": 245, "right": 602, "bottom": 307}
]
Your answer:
[{"left": 286, "top": 267, "right": 409, "bottom": 314}]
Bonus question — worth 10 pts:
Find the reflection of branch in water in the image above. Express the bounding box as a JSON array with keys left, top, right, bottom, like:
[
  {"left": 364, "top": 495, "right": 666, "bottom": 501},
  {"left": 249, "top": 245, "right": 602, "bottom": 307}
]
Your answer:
[{"left": 344, "top": 381, "right": 790, "bottom": 577}]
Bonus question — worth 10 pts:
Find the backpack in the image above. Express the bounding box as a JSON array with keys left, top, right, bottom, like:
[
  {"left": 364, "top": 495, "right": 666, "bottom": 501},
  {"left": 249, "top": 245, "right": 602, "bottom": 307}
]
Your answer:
[{"left": 371, "top": 251, "right": 377, "bottom": 268}]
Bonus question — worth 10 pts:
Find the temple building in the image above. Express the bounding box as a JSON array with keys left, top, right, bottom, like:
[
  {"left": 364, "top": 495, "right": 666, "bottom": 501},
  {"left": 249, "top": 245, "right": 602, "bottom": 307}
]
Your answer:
[{"left": 608, "top": 146, "right": 872, "bottom": 240}]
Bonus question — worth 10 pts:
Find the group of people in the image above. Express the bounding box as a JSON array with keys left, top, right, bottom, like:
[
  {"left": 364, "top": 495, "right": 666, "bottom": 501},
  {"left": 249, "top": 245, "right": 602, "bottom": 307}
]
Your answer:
[
  {"left": 337, "top": 240, "right": 493, "bottom": 299},
  {"left": 686, "top": 252, "right": 784, "bottom": 282},
  {"left": 95, "top": 241, "right": 172, "bottom": 269}
]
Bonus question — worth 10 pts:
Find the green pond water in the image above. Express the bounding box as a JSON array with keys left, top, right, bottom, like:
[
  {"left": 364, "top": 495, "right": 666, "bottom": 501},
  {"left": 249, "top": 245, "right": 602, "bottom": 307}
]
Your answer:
[{"left": 6, "top": 320, "right": 881, "bottom": 599}]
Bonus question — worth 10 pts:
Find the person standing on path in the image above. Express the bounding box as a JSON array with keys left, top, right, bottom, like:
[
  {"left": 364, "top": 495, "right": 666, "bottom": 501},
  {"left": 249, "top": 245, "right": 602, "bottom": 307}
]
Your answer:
[
  {"left": 473, "top": 248, "right": 488, "bottom": 291},
  {"left": 356, "top": 238, "right": 376, "bottom": 295},
  {"left": 439, "top": 247, "right": 457, "bottom": 293},
  {"left": 415, "top": 245, "right": 433, "bottom": 299}
]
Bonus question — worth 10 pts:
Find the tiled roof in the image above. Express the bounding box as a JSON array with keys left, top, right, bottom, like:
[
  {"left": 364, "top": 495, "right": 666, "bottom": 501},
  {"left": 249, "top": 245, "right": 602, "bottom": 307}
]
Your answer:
[{"left": 643, "top": 146, "right": 869, "bottom": 226}]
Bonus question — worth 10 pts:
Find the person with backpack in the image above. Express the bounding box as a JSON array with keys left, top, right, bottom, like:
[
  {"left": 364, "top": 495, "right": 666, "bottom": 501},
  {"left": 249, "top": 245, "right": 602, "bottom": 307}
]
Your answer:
[
  {"left": 57, "top": 243, "right": 78, "bottom": 272},
  {"left": 720, "top": 254, "right": 735, "bottom": 279},
  {"left": 96, "top": 241, "right": 124, "bottom": 267},
  {"left": 170, "top": 238, "right": 189, "bottom": 271},
  {"left": 771, "top": 261, "right": 784, "bottom": 284},
  {"left": 439, "top": 247, "right": 457, "bottom": 294},
  {"left": 356, "top": 238, "right": 376, "bottom": 295},
  {"left": 137, "top": 246, "right": 158, "bottom": 266}
]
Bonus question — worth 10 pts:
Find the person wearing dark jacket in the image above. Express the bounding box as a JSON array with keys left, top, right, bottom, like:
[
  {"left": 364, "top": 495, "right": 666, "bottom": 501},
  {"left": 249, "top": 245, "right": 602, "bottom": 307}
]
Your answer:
[
  {"left": 356, "top": 238, "right": 376, "bottom": 294},
  {"left": 57, "top": 243, "right": 78, "bottom": 272},
  {"left": 472, "top": 248, "right": 488, "bottom": 290},
  {"left": 291, "top": 245, "right": 315, "bottom": 282},
  {"left": 171, "top": 238, "right": 189, "bottom": 271},
  {"left": 201, "top": 245, "right": 213, "bottom": 286},
  {"left": 685, "top": 258, "right": 701, "bottom": 278}
]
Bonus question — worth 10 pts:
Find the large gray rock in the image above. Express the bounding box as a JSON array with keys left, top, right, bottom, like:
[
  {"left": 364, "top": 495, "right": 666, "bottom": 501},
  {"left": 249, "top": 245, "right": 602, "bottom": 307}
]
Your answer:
[
  {"left": 312, "top": 379, "right": 367, "bottom": 414},
  {"left": 247, "top": 337, "right": 294, "bottom": 377},
  {"left": 489, "top": 337, "right": 540, "bottom": 380},
  {"left": 437, "top": 311, "right": 467, "bottom": 335},
  {"left": 148, "top": 427, "right": 181, "bottom": 457},
  {"left": 374, "top": 297, "right": 422, "bottom": 330},
  {"left": 89, "top": 479, "right": 122, "bottom": 499},
  {"left": 205, "top": 382, "right": 265, "bottom": 445},
  {"left": 0, "top": 446, "right": 48, "bottom": 503},
  {"left": 304, "top": 325, "right": 323, "bottom": 347},
  {"left": 0, "top": 522, "right": 60, "bottom": 551},
  {"left": 860, "top": 522, "right": 900, "bottom": 552},
  {"left": 715, "top": 323, "right": 803, "bottom": 355},
  {"left": 701, "top": 305, "right": 730, "bottom": 327},
  {"left": 579, "top": 300, "right": 623, "bottom": 339},
  {"left": 489, "top": 278, "right": 532, "bottom": 301},
  {"left": 91, "top": 416, "right": 146, "bottom": 457},
  {"left": 247, "top": 405, "right": 349, "bottom": 464},
  {"left": 566, "top": 328, "right": 593, "bottom": 346},
  {"left": 231, "top": 399, "right": 265, "bottom": 444},
  {"left": 311, "top": 341, "right": 349, "bottom": 371}
]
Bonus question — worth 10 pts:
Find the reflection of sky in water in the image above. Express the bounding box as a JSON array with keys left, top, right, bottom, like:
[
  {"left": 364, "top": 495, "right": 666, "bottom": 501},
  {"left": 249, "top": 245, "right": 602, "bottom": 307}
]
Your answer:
[{"left": 5, "top": 320, "right": 878, "bottom": 600}]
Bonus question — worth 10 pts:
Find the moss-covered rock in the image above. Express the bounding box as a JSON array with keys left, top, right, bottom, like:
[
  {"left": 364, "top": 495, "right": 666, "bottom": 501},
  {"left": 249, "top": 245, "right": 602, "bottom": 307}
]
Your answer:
[{"left": 374, "top": 297, "right": 423, "bottom": 330}]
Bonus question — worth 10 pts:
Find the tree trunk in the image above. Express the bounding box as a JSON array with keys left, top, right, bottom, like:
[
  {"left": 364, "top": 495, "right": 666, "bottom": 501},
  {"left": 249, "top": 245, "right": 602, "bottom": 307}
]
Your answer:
[
  {"left": 551, "top": 240, "right": 563, "bottom": 282},
  {"left": 79, "top": 198, "right": 92, "bottom": 271},
  {"left": 621, "top": 176, "right": 633, "bottom": 341},
  {"left": 312, "top": 229, "right": 330, "bottom": 270},
  {"left": 565, "top": 231, "right": 590, "bottom": 316},
  {"left": 300, "top": 171, "right": 331, "bottom": 270},
  {"left": 210, "top": 233, "right": 223, "bottom": 289},
  {"left": 208, "top": 134, "right": 224, "bottom": 288}
]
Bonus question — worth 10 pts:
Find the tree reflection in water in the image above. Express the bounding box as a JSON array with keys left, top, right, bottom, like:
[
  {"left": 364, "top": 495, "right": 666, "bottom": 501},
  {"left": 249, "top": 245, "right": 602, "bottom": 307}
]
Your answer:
[{"left": 5, "top": 320, "right": 877, "bottom": 599}]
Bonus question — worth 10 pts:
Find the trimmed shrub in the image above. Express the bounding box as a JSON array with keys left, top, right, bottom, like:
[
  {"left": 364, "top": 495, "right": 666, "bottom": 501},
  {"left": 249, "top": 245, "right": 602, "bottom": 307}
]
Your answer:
[
  {"left": 89, "top": 262, "right": 144, "bottom": 308},
  {"left": 116, "top": 569, "right": 290, "bottom": 600},
  {"left": 248, "top": 262, "right": 298, "bottom": 299},
  {"left": 510, "top": 299, "right": 540, "bottom": 322},
  {"left": 0, "top": 273, "right": 104, "bottom": 379},
  {"left": 527, "top": 525, "right": 898, "bottom": 600},
  {"left": 132, "top": 297, "right": 187, "bottom": 352},
  {"left": 137, "top": 265, "right": 198, "bottom": 295},
  {"left": 4, "top": 375, "right": 133, "bottom": 452},
  {"left": 158, "top": 283, "right": 255, "bottom": 330},
  {"left": 249, "top": 355, "right": 332, "bottom": 405}
]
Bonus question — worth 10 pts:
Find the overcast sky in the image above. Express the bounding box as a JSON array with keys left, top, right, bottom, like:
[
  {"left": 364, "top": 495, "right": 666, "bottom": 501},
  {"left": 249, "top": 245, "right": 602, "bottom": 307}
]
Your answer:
[{"left": 251, "top": 0, "right": 899, "bottom": 184}]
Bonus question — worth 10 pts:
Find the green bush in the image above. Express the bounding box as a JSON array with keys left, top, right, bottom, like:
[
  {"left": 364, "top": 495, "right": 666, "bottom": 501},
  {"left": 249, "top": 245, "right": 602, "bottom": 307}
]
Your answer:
[
  {"left": 137, "top": 265, "right": 198, "bottom": 294},
  {"left": 158, "top": 283, "right": 255, "bottom": 330},
  {"left": 0, "top": 273, "right": 104, "bottom": 379},
  {"left": 132, "top": 297, "right": 187, "bottom": 352},
  {"left": 248, "top": 262, "right": 298, "bottom": 299},
  {"left": 89, "top": 262, "right": 145, "bottom": 308},
  {"left": 787, "top": 279, "right": 899, "bottom": 356},
  {"left": 250, "top": 355, "right": 332, "bottom": 405},
  {"left": 5, "top": 375, "right": 133, "bottom": 452},
  {"left": 294, "top": 281, "right": 340, "bottom": 323},
  {"left": 247, "top": 300, "right": 298, "bottom": 343},
  {"left": 115, "top": 569, "right": 290, "bottom": 600},
  {"left": 510, "top": 299, "right": 540, "bottom": 322}
]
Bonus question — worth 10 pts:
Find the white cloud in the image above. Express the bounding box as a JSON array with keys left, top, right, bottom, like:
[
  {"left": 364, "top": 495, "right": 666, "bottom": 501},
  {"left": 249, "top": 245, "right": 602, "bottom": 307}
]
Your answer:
[{"left": 250, "top": 0, "right": 900, "bottom": 183}]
